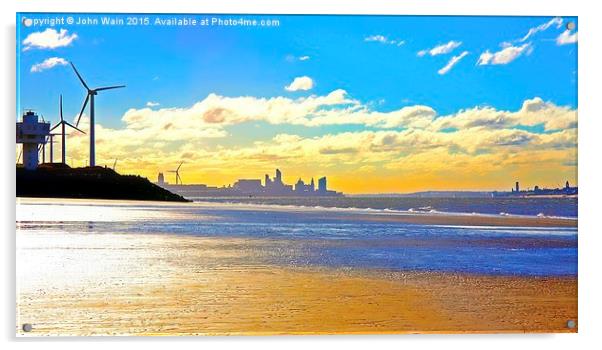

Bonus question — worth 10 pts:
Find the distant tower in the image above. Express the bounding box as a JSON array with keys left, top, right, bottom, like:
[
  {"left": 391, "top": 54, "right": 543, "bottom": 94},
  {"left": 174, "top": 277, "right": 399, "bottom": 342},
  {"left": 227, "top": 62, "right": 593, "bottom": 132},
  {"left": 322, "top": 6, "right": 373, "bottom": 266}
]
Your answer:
[
  {"left": 310, "top": 178, "right": 315, "bottom": 192},
  {"left": 16, "top": 111, "right": 50, "bottom": 170},
  {"left": 295, "top": 178, "right": 305, "bottom": 193},
  {"left": 515, "top": 181, "right": 520, "bottom": 193},
  {"left": 158, "top": 172, "right": 165, "bottom": 185},
  {"left": 565, "top": 181, "right": 570, "bottom": 189},
  {"left": 318, "top": 177, "right": 327, "bottom": 193},
  {"left": 275, "top": 169, "right": 282, "bottom": 184}
]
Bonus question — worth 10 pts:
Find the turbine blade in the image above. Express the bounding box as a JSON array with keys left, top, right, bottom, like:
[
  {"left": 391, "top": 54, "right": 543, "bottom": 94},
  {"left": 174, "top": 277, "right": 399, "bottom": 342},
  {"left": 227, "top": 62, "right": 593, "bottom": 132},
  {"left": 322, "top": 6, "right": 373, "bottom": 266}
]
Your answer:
[
  {"left": 76, "top": 94, "right": 90, "bottom": 127},
  {"left": 59, "top": 94, "right": 64, "bottom": 121},
  {"left": 50, "top": 122, "right": 61, "bottom": 132},
  {"left": 95, "top": 85, "right": 126, "bottom": 91},
  {"left": 65, "top": 121, "right": 86, "bottom": 134},
  {"left": 70, "top": 62, "right": 90, "bottom": 90}
]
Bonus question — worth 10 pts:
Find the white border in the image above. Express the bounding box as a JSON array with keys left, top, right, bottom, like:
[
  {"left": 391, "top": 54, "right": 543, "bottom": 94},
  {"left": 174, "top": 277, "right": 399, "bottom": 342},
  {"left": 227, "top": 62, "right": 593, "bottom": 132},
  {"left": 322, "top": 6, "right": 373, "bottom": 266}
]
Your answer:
[{"left": 3, "top": 0, "right": 601, "bottom": 349}]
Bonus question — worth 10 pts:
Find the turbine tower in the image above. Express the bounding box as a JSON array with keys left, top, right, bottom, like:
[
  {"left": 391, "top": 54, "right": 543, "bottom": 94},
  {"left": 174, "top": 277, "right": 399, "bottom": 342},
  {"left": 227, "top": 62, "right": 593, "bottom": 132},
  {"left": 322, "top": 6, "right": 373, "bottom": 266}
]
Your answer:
[
  {"left": 47, "top": 133, "right": 60, "bottom": 163},
  {"left": 71, "top": 62, "right": 125, "bottom": 167},
  {"left": 51, "top": 95, "right": 85, "bottom": 165},
  {"left": 168, "top": 162, "right": 183, "bottom": 185}
]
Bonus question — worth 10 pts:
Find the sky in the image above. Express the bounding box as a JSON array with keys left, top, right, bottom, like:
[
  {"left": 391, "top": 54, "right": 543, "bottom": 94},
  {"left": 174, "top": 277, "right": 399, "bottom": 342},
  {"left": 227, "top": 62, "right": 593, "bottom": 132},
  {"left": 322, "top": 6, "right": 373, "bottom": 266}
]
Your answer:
[{"left": 16, "top": 13, "right": 578, "bottom": 193}]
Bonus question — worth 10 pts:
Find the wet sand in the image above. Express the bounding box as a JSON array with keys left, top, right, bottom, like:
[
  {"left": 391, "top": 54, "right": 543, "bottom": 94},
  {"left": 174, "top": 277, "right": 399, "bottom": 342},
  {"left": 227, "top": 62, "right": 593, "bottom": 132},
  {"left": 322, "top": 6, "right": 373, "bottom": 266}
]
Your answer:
[{"left": 16, "top": 232, "right": 577, "bottom": 335}]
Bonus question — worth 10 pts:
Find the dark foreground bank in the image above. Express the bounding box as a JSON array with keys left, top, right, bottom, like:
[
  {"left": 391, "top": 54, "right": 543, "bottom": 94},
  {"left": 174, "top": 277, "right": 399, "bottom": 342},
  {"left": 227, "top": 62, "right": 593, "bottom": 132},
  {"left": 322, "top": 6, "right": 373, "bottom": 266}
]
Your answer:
[{"left": 16, "top": 165, "right": 188, "bottom": 202}]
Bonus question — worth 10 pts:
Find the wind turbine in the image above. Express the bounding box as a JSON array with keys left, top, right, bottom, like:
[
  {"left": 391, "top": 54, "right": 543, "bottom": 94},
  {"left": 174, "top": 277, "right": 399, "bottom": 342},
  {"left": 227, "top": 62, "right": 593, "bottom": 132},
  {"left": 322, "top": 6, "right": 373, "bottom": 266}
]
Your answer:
[
  {"left": 71, "top": 62, "right": 125, "bottom": 167},
  {"left": 47, "top": 133, "right": 59, "bottom": 163},
  {"left": 38, "top": 114, "right": 47, "bottom": 163},
  {"left": 51, "top": 95, "right": 85, "bottom": 165},
  {"left": 168, "top": 162, "right": 183, "bottom": 185}
]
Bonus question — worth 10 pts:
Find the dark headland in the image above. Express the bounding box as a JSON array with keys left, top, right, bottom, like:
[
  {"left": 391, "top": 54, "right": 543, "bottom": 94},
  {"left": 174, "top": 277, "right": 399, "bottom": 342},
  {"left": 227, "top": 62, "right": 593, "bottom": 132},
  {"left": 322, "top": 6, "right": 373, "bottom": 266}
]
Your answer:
[{"left": 17, "top": 165, "right": 189, "bottom": 202}]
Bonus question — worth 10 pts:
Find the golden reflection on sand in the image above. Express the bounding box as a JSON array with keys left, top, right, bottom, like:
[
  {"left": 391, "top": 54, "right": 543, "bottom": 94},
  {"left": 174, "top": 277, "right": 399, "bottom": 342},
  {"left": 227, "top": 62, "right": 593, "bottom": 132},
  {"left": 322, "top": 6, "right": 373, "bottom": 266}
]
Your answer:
[{"left": 17, "top": 232, "right": 577, "bottom": 335}]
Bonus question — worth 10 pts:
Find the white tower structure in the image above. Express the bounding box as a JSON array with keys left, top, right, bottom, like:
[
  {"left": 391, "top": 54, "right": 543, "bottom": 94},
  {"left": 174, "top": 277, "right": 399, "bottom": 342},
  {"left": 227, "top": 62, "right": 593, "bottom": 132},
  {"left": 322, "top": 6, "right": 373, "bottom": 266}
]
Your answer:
[{"left": 16, "top": 110, "right": 50, "bottom": 170}]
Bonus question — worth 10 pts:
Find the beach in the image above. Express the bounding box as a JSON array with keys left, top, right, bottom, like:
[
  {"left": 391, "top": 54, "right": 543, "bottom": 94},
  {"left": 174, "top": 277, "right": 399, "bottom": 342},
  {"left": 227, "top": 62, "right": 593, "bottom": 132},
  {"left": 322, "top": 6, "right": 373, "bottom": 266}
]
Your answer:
[{"left": 16, "top": 198, "right": 578, "bottom": 335}]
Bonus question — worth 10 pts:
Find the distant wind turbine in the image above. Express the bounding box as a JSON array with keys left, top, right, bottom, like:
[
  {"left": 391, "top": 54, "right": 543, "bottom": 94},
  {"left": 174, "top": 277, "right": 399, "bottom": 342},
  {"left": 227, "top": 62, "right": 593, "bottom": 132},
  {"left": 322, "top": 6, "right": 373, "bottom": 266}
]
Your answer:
[
  {"left": 71, "top": 61, "right": 125, "bottom": 167},
  {"left": 168, "top": 162, "right": 183, "bottom": 185},
  {"left": 51, "top": 95, "right": 85, "bottom": 165}
]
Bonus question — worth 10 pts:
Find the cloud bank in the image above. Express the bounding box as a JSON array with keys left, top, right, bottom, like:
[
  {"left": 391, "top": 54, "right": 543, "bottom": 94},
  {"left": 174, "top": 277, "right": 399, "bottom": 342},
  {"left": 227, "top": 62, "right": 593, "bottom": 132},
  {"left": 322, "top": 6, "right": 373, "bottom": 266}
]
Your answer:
[{"left": 62, "top": 89, "right": 576, "bottom": 192}]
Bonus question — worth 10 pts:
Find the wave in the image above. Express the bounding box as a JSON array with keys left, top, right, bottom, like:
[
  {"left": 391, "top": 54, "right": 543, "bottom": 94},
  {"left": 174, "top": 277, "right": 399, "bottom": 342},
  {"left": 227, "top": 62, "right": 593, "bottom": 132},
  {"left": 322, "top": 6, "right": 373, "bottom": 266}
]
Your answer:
[{"left": 191, "top": 199, "right": 577, "bottom": 221}]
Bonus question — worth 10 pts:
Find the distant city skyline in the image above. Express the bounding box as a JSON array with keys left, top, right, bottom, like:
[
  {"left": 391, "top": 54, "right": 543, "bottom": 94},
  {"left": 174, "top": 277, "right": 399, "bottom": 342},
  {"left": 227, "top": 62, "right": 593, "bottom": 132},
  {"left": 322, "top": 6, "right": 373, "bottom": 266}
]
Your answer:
[
  {"left": 157, "top": 168, "right": 341, "bottom": 197},
  {"left": 17, "top": 14, "right": 578, "bottom": 193}
]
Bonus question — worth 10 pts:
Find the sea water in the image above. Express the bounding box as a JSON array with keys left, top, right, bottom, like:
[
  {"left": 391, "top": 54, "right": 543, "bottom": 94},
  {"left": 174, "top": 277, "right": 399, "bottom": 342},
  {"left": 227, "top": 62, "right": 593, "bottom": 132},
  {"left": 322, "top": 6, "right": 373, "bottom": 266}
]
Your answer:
[{"left": 16, "top": 197, "right": 577, "bottom": 277}]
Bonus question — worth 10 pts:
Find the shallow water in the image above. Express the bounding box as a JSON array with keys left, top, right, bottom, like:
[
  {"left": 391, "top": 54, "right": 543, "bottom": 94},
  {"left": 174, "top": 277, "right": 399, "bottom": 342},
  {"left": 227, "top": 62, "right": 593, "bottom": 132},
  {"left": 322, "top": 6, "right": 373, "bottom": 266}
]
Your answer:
[{"left": 16, "top": 197, "right": 577, "bottom": 277}]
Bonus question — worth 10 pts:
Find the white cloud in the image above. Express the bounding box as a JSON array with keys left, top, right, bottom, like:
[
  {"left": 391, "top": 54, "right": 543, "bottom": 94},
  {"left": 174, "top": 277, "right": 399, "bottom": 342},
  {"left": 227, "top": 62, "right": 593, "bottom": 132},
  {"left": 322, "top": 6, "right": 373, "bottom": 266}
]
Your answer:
[
  {"left": 117, "top": 90, "right": 575, "bottom": 134},
  {"left": 121, "top": 89, "right": 355, "bottom": 132},
  {"left": 22, "top": 28, "right": 78, "bottom": 51},
  {"left": 364, "top": 35, "right": 405, "bottom": 46},
  {"left": 431, "top": 97, "right": 576, "bottom": 131},
  {"left": 287, "top": 55, "right": 311, "bottom": 62},
  {"left": 556, "top": 30, "right": 578, "bottom": 45},
  {"left": 284, "top": 76, "right": 314, "bottom": 91},
  {"left": 518, "top": 17, "right": 563, "bottom": 42},
  {"left": 477, "top": 43, "right": 532, "bottom": 65},
  {"left": 438, "top": 51, "right": 469, "bottom": 75},
  {"left": 146, "top": 101, "right": 160, "bottom": 107},
  {"left": 418, "top": 41, "right": 462, "bottom": 57},
  {"left": 30, "top": 57, "right": 68, "bottom": 73},
  {"left": 365, "top": 35, "right": 388, "bottom": 43}
]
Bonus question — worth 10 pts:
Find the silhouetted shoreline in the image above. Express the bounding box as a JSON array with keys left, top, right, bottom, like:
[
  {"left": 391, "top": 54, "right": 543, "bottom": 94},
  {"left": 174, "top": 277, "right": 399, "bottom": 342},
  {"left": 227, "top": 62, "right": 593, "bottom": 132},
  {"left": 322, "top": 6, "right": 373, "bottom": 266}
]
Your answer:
[{"left": 16, "top": 165, "right": 188, "bottom": 202}]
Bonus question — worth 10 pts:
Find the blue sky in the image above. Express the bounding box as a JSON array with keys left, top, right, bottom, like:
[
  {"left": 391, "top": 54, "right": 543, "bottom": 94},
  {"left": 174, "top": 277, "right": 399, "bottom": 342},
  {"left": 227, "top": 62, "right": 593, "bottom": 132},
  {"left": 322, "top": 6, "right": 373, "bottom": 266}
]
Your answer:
[
  {"left": 17, "top": 14, "right": 577, "bottom": 124},
  {"left": 15, "top": 14, "right": 578, "bottom": 192}
]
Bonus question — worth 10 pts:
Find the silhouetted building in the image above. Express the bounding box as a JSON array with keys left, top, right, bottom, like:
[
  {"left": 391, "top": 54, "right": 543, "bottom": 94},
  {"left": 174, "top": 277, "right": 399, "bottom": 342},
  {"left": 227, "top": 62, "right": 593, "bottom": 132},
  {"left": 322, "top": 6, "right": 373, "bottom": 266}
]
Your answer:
[
  {"left": 295, "top": 178, "right": 315, "bottom": 194},
  {"left": 318, "top": 177, "right": 327, "bottom": 194},
  {"left": 264, "top": 168, "right": 292, "bottom": 195},
  {"left": 234, "top": 179, "right": 263, "bottom": 194},
  {"left": 493, "top": 180, "right": 577, "bottom": 198},
  {"left": 157, "top": 172, "right": 165, "bottom": 185},
  {"left": 275, "top": 169, "right": 282, "bottom": 184}
]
